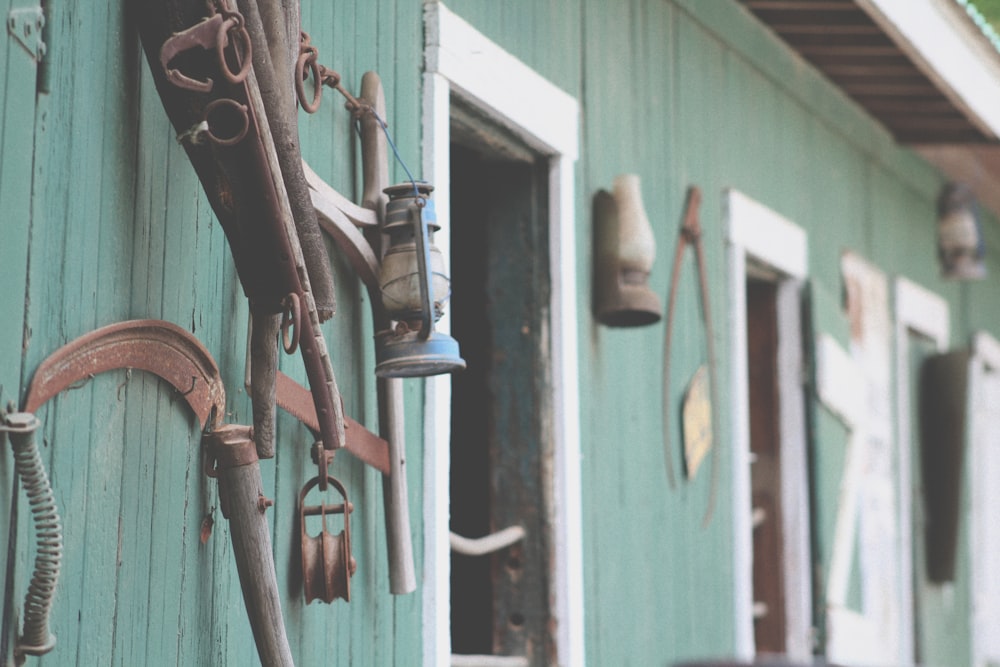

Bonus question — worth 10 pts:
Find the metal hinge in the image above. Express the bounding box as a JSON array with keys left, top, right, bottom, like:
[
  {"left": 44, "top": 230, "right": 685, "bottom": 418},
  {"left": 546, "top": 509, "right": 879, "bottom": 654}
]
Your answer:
[{"left": 8, "top": 6, "right": 45, "bottom": 62}]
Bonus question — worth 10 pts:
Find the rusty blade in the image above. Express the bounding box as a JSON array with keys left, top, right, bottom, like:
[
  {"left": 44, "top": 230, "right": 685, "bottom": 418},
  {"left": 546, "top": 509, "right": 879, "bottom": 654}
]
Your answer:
[
  {"left": 275, "top": 371, "right": 390, "bottom": 474},
  {"left": 23, "top": 319, "right": 227, "bottom": 431}
]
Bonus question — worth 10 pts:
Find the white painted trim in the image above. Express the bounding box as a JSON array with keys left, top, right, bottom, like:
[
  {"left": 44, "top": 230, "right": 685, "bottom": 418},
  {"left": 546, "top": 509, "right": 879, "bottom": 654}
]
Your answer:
[
  {"left": 726, "top": 190, "right": 808, "bottom": 280},
  {"left": 815, "top": 334, "right": 866, "bottom": 428},
  {"left": 725, "top": 189, "right": 812, "bottom": 661},
  {"left": 893, "top": 276, "right": 950, "bottom": 667},
  {"left": 855, "top": 0, "right": 1000, "bottom": 141},
  {"left": 423, "top": 4, "right": 583, "bottom": 666},
  {"left": 548, "top": 153, "right": 584, "bottom": 667},
  {"left": 826, "top": 607, "right": 880, "bottom": 664},
  {"left": 423, "top": 66, "right": 454, "bottom": 667},
  {"left": 969, "top": 330, "right": 1000, "bottom": 667},
  {"left": 814, "top": 335, "right": 867, "bottom": 622},
  {"left": 775, "top": 279, "right": 813, "bottom": 660},
  {"left": 423, "top": 2, "right": 578, "bottom": 161},
  {"left": 726, "top": 236, "right": 755, "bottom": 662},
  {"left": 972, "top": 330, "right": 1000, "bottom": 371},
  {"left": 895, "top": 277, "right": 950, "bottom": 347},
  {"left": 826, "top": 428, "right": 865, "bottom": 609}
]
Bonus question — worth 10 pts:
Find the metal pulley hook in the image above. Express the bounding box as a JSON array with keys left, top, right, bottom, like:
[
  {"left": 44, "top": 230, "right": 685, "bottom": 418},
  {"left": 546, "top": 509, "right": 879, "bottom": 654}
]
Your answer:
[{"left": 299, "top": 474, "right": 356, "bottom": 603}]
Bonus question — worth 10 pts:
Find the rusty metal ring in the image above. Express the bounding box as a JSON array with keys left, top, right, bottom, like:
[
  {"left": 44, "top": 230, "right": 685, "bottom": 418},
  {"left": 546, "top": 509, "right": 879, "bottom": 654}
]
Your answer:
[
  {"left": 296, "top": 49, "right": 322, "bottom": 113},
  {"left": 203, "top": 98, "right": 249, "bottom": 146},
  {"left": 281, "top": 293, "right": 301, "bottom": 355},
  {"left": 216, "top": 14, "right": 252, "bottom": 86}
]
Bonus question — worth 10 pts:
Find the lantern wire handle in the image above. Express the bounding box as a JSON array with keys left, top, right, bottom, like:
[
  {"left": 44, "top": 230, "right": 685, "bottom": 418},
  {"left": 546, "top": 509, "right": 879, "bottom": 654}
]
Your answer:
[{"left": 360, "top": 109, "right": 422, "bottom": 203}]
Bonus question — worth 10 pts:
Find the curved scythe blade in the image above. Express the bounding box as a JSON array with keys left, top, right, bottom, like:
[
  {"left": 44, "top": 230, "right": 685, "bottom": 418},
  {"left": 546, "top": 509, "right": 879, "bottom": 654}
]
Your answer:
[{"left": 22, "top": 319, "right": 227, "bottom": 431}]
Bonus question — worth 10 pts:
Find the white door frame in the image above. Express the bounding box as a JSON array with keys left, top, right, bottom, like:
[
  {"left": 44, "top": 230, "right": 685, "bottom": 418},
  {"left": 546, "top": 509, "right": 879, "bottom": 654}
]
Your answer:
[
  {"left": 422, "top": 3, "right": 583, "bottom": 665},
  {"left": 968, "top": 331, "right": 1000, "bottom": 667},
  {"left": 893, "top": 276, "right": 949, "bottom": 666},
  {"left": 725, "top": 190, "right": 812, "bottom": 661}
]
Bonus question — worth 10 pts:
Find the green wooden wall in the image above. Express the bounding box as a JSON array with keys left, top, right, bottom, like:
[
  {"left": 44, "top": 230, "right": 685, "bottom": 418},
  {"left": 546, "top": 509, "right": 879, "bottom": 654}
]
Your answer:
[
  {"left": 3, "top": 0, "right": 999, "bottom": 665},
  {"left": 3, "top": 1, "right": 426, "bottom": 665}
]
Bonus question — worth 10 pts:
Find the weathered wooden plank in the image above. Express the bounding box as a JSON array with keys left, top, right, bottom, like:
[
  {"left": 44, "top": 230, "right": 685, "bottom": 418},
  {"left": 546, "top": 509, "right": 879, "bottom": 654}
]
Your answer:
[{"left": 0, "top": 0, "right": 39, "bottom": 658}]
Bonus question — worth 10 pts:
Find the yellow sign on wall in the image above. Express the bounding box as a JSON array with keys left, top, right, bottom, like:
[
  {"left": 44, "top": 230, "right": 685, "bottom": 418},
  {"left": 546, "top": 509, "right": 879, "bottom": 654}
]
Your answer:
[{"left": 682, "top": 364, "right": 712, "bottom": 479}]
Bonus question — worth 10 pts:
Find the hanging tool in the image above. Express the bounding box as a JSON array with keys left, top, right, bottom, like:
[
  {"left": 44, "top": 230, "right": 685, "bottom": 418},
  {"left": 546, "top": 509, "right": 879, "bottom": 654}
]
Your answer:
[
  {"left": 298, "top": 67, "right": 419, "bottom": 594},
  {"left": 135, "top": 3, "right": 355, "bottom": 656},
  {"left": 11, "top": 319, "right": 231, "bottom": 662},
  {"left": 22, "top": 318, "right": 300, "bottom": 665},
  {"left": 662, "top": 186, "right": 720, "bottom": 525},
  {"left": 135, "top": 0, "right": 346, "bottom": 462},
  {"left": 22, "top": 319, "right": 227, "bottom": 427},
  {"left": 299, "top": 475, "right": 356, "bottom": 603}
]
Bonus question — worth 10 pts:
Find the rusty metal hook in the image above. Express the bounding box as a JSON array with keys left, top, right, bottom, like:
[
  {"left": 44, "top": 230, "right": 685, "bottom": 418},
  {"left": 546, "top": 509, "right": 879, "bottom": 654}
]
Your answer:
[{"left": 160, "top": 11, "right": 251, "bottom": 93}]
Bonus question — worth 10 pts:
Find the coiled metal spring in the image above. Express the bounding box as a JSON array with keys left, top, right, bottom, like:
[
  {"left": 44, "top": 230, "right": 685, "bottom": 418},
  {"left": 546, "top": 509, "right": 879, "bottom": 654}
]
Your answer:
[{"left": 5, "top": 412, "right": 62, "bottom": 657}]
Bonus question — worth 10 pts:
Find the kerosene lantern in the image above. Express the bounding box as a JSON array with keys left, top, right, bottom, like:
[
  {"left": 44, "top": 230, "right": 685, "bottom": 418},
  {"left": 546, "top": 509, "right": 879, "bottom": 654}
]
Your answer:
[{"left": 374, "top": 182, "right": 466, "bottom": 377}]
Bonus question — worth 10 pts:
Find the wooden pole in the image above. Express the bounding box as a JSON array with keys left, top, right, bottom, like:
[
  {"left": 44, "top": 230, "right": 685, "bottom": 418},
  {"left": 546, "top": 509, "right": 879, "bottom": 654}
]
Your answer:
[
  {"left": 380, "top": 377, "right": 417, "bottom": 593},
  {"left": 209, "top": 425, "right": 295, "bottom": 666},
  {"left": 360, "top": 71, "right": 417, "bottom": 595}
]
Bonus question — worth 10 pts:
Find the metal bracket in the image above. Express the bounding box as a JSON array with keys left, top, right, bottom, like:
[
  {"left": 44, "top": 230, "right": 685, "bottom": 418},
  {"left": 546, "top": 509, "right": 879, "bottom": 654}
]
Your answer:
[{"left": 8, "top": 7, "right": 45, "bottom": 61}]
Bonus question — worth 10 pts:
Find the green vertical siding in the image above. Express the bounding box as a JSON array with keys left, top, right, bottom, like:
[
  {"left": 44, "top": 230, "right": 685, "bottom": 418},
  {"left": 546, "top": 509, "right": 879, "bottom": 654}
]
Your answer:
[
  {"left": 3, "top": 0, "right": 999, "bottom": 665},
  {"left": 0, "top": 0, "right": 41, "bottom": 659},
  {"left": 5, "top": 1, "right": 426, "bottom": 665}
]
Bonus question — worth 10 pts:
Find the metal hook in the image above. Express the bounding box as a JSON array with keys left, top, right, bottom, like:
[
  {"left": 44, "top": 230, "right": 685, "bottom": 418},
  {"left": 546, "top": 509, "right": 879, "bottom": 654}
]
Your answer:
[{"left": 160, "top": 11, "right": 251, "bottom": 93}]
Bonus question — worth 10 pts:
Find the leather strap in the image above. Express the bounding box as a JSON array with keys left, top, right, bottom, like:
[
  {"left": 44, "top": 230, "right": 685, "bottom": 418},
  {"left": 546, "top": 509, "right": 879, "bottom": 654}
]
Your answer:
[{"left": 662, "top": 186, "right": 720, "bottom": 525}]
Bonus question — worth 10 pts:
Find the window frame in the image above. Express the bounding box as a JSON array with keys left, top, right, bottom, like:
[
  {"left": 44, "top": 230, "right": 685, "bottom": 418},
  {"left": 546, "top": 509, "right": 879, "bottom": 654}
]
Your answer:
[
  {"left": 422, "top": 4, "right": 583, "bottom": 665},
  {"left": 725, "top": 190, "right": 812, "bottom": 660}
]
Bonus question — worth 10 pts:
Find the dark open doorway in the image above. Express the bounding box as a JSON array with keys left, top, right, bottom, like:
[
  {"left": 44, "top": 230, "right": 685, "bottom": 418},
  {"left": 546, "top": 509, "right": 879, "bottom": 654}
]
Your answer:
[
  {"left": 747, "top": 276, "right": 787, "bottom": 655},
  {"left": 448, "top": 114, "right": 553, "bottom": 665}
]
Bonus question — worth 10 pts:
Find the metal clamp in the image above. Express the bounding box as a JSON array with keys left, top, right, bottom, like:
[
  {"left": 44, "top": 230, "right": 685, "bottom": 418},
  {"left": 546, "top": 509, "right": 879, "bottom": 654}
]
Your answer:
[{"left": 160, "top": 11, "right": 251, "bottom": 93}]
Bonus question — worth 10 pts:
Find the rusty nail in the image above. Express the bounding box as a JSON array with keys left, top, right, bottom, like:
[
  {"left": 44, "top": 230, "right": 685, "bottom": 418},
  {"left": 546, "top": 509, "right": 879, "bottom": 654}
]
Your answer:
[{"left": 257, "top": 494, "right": 274, "bottom": 513}]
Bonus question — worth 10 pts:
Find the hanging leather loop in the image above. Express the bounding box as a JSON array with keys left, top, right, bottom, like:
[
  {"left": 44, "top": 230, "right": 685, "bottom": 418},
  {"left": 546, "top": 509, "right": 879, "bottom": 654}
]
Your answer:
[{"left": 662, "top": 186, "right": 720, "bottom": 526}]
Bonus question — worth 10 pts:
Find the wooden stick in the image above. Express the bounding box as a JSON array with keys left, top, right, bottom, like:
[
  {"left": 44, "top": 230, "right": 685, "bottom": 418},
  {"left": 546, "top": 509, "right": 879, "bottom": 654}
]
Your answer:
[
  {"left": 380, "top": 377, "right": 416, "bottom": 593},
  {"left": 360, "top": 71, "right": 417, "bottom": 594},
  {"left": 249, "top": 308, "right": 281, "bottom": 459},
  {"left": 211, "top": 426, "right": 295, "bottom": 666}
]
